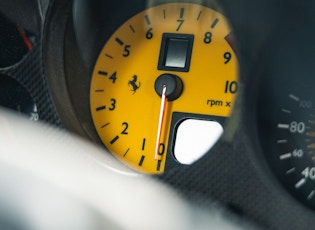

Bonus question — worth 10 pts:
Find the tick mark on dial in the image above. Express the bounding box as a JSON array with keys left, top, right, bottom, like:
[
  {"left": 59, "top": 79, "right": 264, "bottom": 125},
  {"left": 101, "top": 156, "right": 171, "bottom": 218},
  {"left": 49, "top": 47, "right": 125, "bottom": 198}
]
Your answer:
[
  {"left": 157, "top": 160, "right": 162, "bottom": 171},
  {"left": 277, "top": 123, "right": 289, "bottom": 129},
  {"left": 308, "top": 191, "right": 315, "bottom": 200},
  {"left": 105, "top": 53, "right": 113, "bottom": 59},
  {"left": 286, "top": 168, "right": 296, "bottom": 174},
  {"left": 295, "top": 178, "right": 306, "bottom": 189},
  {"left": 142, "top": 138, "right": 146, "bottom": 151},
  {"left": 101, "top": 123, "right": 110, "bottom": 128},
  {"left": 98, "top": 71, "right": 107, "bottom": 76},
  {"left": 129, "top": 25, "right": 135, "bottom": 33},
  {"left": 115, "top": 37, "right": 124, "bottom": 46},
  {"left": 211, "top": 18, "right": 219, "bottom": 28},
  {"left": 96, "top": 106, "right": 106, "bottom": 111},
  {"left": 197, "top": 11, "right": 202, "bottom": 21},
  {"left": 280, "top": 153, "right": 292, "bottom": 160},
  {"left": 289, "top": 94, "right": 299, "bottom": 102},
  {"left": 124, "top": 148, "right": 130, "bottom": 157},
  {"left": 110, "top": 136, "right": 119, "bottom": 144},
  {"left": 277, "top": 139, "right": 288, "bottom": 144},
  {"left": 179, "top": 8, "right": 184, "bottom": 18},
  {"left": 144, "top": 15, "right": 151, "bottom": 25},
  {"left": 139, "top": 155, "right": 145, "bottom": 166},
  {"left": 282, "top": 109, "right": 291, "bottom": 114}
]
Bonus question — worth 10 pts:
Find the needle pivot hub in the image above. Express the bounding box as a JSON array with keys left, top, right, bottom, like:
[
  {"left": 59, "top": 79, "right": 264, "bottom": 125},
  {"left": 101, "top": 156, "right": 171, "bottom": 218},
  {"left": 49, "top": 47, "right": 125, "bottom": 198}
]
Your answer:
[{"left": 154, "top": 74, "right": 183, "bottom": 101}]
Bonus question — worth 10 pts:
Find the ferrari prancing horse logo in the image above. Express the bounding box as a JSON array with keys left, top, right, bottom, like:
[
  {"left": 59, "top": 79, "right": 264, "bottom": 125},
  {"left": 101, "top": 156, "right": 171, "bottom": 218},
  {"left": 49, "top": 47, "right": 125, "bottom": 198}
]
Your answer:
[{"left": 128, "top": 75, "right": 141, "bottom": 94}]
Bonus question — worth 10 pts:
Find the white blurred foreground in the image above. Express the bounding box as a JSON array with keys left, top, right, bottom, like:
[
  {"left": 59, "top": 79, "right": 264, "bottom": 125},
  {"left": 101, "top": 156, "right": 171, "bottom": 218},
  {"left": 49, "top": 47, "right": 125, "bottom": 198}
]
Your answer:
[{"left": 0, "top": 109, "right": 251, "bottom": 230}]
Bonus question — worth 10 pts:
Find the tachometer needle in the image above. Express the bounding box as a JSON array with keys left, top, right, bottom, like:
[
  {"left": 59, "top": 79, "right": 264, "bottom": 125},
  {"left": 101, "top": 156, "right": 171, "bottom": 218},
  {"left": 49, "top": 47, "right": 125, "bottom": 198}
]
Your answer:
[
  {"left": 17, "top": 26, "right": 33, "bottom": 51},
  {"left": 155, "top": 85, "right": 168, "bottom": 160}
]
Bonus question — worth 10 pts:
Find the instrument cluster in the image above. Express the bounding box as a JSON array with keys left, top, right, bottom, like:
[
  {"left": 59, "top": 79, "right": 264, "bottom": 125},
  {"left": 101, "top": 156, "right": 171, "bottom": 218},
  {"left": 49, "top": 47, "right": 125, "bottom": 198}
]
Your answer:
[{"left": 2, "top": 0, "right": 315, "bottom": 229}]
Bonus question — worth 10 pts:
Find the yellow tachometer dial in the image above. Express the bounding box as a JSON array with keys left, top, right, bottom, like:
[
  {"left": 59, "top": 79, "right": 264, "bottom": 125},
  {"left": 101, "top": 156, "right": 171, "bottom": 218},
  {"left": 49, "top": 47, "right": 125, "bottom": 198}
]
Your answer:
[{"left": 90, "top": 3, "right": 238, "bottom": 174}]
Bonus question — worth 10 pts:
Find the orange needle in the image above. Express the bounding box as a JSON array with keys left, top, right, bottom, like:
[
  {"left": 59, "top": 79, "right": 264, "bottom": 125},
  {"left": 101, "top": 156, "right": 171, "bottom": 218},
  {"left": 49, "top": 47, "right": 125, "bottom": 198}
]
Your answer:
[{"left": 155, "top": 85, "right": 168, "bottom": 160}]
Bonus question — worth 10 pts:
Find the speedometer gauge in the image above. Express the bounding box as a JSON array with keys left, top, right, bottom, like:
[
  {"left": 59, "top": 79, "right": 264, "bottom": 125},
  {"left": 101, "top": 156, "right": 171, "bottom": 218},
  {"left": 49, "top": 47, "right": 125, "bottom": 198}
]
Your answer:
[
  {"left": 90, "top": 3, "right": 238, "bottom": 174},
  {"left": 257, "top": 68, "right": 315, "bottom": 210}
]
